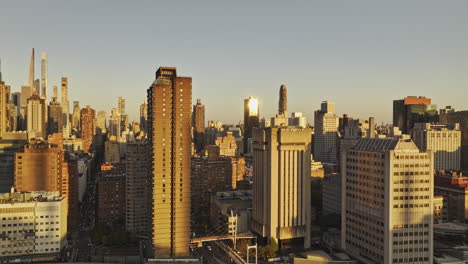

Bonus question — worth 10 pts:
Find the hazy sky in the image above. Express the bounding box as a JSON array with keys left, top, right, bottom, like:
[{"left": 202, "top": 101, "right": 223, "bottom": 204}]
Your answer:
[{"left": 1, "top": 1, "right": 467, "bottom": 124}]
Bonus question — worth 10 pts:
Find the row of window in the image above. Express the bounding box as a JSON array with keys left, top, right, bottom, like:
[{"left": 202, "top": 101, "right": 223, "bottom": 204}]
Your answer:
[
  {"left": 392, "top": 224, "right": 429, "bottom": 229},
  {"left": 392, "top": 239, "right": 429, "bottom": 245},
  {"left": 393, "top": 195, "right": 430, "bottom": 200},
  {"left": 1, "top": 247, "right": 60, "bottom": 254},
  {"left": 394, "top": 187, "right": 430, "bottom": 192},
  {"left": 1, "top": 241, "right": 60, "bottom": 247},
  {"left": 393, "top": 203, "right": 430, "bottom": 208},
  {"left": 393, "top": 247, "right": 429, "bottom": 253},
  {"left": 1, "top": 215, "right": 59, "bottom": 221},
  {"left": 393, "top": 257, "right": 429, "bottom": 263},
  {"left": 393, "top": 231, "right": 429, "bottom": 236},
  {"left": 394, "top": 155, "right": 428, "bottom": 160},
  {"left": 1, "top": 221, "right": 59, "bottom": 227},
  {"left": 393, "top": 179, "right": 429, "bottom": 184}
]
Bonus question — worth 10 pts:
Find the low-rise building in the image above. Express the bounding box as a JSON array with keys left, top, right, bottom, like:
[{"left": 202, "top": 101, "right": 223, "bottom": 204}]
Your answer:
[
  {"left": 191, "top": 156, "right": 245, "bottom": 217},
  {"left": 210, "top": 190, "right": 252, "bottom": 234},
  {"left": 294, "top": 250, "right": 357, "bottom": 264},
  {"left": 434, "top": 170, "right": 468, "bottom": 222},
  {"left": 434, "top": 196, "right": 447, "bottom": 224},
  {"left": 0, "top": 191, "right": 67, "bottom": 263}
]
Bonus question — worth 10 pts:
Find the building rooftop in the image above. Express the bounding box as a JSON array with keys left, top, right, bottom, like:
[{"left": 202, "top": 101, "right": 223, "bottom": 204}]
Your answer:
[
  {"left": 0, "top": 190, "right": 63, "bottom": 204},
  {"left": 352, "top": 138, "right": 419, "bottom": 152},
  {"left": 215, "top": 190, "right": 252, "bottom": 200},
  {"left": 434, "top": 254, "right": 464, "bottom": 264},
  {"left": 434, "top": 222, "right": 468, "bottom": 234},
  {"left": 435, "top": 171, "right": 468, "bottom": 191}
]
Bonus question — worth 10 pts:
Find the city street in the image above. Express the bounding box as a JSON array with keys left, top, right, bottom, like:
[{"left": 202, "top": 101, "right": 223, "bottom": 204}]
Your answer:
[{"left": 70, "top": 167, "right": 98, "bottom": 262}]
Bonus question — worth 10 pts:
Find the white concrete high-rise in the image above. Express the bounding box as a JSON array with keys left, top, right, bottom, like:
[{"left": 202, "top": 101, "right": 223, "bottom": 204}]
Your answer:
[
  {"left": 26, "top": 95, "right": 46, "bottom": 139},
  {"left": 341, "top": 138, "right": 434, "bottom": 264},
  {"left": 288, "top": 112, "right": 307, "bottom": 128},
  {"left": 412, "top": 123, "right": 461, "bottom": 171},
  {"left": 252, "top": 127, "right": 312, "bottom": 249},
  {"left": 0, "top": 191, "right": 67, "bottom": 262}
]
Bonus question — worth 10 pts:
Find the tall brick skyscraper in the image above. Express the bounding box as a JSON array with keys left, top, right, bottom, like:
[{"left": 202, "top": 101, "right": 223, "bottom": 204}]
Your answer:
[
  {"left": 80, "top": 105, "right": 96, "bottom": 153},
  {"left": 192, "top": 98, "right": 205, "bottom": 152},
  {"left": 147, "top": 67, "right": 191, "bottom": 258}
]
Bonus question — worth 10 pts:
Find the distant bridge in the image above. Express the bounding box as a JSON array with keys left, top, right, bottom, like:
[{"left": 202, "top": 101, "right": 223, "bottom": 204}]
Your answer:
[{"left": 190, "top": 233, "right": 255, "bottom": 247}]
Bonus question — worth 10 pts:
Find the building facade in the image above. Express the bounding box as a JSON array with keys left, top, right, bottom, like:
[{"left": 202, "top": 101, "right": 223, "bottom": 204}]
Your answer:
[
  {"left": 191, "top": 156, "right": 245, "bottom": 218},
  {"left": 313, "top": 101, "right": 339, "bottom": 164},
  {"left": 147, "top": 67, "right": 191, "bottom": 258},
  {"left": 126, "top": 142, "right": 149, "bottom": 235},
  {"left": 60, "top": 77, "right": 70, "bottom": 137},
  {"left": 80, "top": 105, "right": 96, "bottom": 153},
  {"left": 243, "top": 97, "right": 259, "bottom": 154},
  {"left": 0, "top": 191, "right": 67, "bottom": 262},
  {"left": 412, "top": 123, "right": 461, "bottom": 170},
  {"left": 47, "top": 98, "right": 62, "bottom": 136},
  {"left": 0, "top": 80, "right": 10, "bottom": 138},
  {"left": 140, "top": 101, "right": 148, "bottom": 134},
  {"left": 393, "top": 96, "right": 438, "bottom": 134},
  {"left": 322, "top": 173, "right": 342, "bottom": 216},
  {"left": 434, "top": 170, "right": 468, "bottom": 223},
  {"left": 440, "top": 108, "right": 468, "bottom": 171},
  {"left": 26, "top": 95, "right": 46, "bottom": 139},
  {"left": 0, "top": 132, "right": 28, "bottom": 193},
  {"left": 192, "top": 98, "right": 205, "bottom": 153},
  {"left": 251, "top": 127, "right": 312, "bottom": 249},
  {"left": 289, "top": 112, "right": 307, "bottom": 128},
  {"left": 210, "top": 190, "right": 252, "bottom": 235},
  {"left": 104, "top": 139, "right": 120, "bottom": 163},
  {"left": 97, "top": 163, "right": 126, "bottom": 224},
  {"left": 341, "top": 138, "right": 434, "bottom": 264},
  {"left": 14, "top": 139, "right": 64, "bottom": 193}
]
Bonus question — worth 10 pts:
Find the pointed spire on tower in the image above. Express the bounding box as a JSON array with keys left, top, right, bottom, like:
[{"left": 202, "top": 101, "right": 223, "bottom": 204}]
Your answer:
[
  {"left": 0, "top": 58, "right": 3, "bottom": 82},
  {"left": 29, "top": 48, "right": 35, "bottom": 94}
]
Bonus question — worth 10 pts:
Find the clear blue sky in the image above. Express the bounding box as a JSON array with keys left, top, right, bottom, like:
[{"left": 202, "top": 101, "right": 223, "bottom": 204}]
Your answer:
[{"left": 1, "top": 0, "right": 467, "bottom": 124}]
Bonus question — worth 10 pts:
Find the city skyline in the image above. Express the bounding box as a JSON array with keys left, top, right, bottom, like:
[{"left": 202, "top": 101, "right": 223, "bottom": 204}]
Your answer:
[
  {"left": 1, "top": 1, "right": 468, "bottom": 124},
  {"left": 2, "top": 2, "right": 468, "bottom": 263}
]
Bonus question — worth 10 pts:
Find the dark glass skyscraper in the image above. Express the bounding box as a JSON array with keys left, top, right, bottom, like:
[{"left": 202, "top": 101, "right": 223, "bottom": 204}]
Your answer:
[
  {"left": 243, "top": 97, "right": 259, "bottom": 154},
  {"left": 393, "top": 96, "right": 438, "bottom": 134}
]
